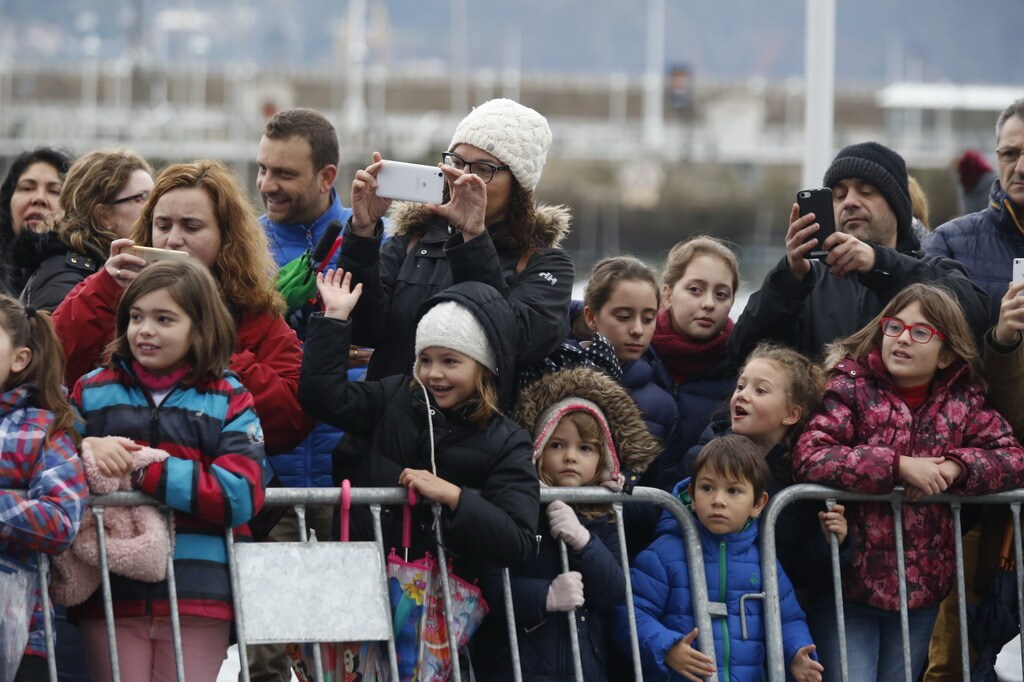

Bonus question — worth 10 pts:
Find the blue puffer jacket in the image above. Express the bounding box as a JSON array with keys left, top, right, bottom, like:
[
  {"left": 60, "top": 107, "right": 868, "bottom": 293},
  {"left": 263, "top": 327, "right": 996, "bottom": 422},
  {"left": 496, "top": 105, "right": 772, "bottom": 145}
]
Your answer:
[
  {"left": 673, "top": 360, "right": 736, "bottom": 458},
  {"left": 616, "top": 481, "right": 814, "bottom": 681},
  {"left": 924, "top": 181, "right": 1024, "bottom": 328},
  {"left": 261, "top": 190, "right": 359, "bottom": 488},
  {"left": 621, "top": 348, "right": 687, "bottom": 491}
]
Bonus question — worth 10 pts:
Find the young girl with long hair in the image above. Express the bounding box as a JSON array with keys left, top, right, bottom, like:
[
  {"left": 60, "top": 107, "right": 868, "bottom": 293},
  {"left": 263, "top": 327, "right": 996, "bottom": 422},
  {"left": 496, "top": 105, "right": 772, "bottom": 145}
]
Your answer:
[
  {"left": 0, "top": 298, "right": 86, "bottom": 682},
  {"left": 651, "top": 236, "right": 740, "bottom": 456},
  {"left": 300, "top": 269, "right": 540, "bottom": 587},
  {"left": 70, "top": 260, "right": 266, "bottom": 682},
  {"left": 793, "top": 283, "right": 1024, "bottom": 680},
  {"left": 580, "top": 256, "right": 683, "bottom": 490}
]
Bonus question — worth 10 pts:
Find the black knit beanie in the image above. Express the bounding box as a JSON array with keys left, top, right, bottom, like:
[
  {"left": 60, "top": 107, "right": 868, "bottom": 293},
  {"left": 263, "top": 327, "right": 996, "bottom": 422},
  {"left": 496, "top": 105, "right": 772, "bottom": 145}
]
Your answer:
[{"left": 823, "top": 142, "right": 912, "bottom": 240}]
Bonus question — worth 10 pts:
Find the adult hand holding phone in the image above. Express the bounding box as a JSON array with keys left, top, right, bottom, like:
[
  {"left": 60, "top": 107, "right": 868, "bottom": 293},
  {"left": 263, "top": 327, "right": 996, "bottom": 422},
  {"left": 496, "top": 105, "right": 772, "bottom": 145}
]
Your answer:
[
  {"left": 426, "top": 164, "right": 488, "bottom": 241},
  {"left": 994, "top": 279, "right": 1024, "bottom": 346},
  {"left": 785, "top": 203, "right": 819, "bottom": 281},
  {"left": 350, "top": 152, "right": 392, "bottom": 237}
]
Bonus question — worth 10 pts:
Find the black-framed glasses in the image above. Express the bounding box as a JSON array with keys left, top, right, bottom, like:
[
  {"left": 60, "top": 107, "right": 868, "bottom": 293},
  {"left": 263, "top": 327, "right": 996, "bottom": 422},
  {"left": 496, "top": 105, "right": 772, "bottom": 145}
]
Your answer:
[
  {"left": 440, "top": 152, "right": 510, "bottom": 184},
  {"left": 880, "top": 317, "right": 946, "bottom": 344},
  {"left": 996, "top": 147, "right": 1024, "bottom": 165},
  {"left": 108, "top": 191, "right": 151, "bottom": 206}
]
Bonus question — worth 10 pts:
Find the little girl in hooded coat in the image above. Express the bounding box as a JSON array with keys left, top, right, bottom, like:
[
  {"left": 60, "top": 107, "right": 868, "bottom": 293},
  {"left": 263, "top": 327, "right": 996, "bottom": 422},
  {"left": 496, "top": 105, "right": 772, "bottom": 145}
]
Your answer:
[{"left": 473, "top": 366, "right": 659, "bottom": 681}]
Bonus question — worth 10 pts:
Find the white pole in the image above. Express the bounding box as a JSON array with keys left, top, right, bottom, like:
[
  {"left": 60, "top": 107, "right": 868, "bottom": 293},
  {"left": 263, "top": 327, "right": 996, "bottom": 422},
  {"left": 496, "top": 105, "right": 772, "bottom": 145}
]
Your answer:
[
  {"left": 642, "top": 0, "right": 665, "bottom": 149},
  {"left": 451, "top": 0, "right": 468, "bottom": 116},
  {"left": 343, "top": 0, "right": 368, "bottom": 134},
  {"left": 802, "top": 0, "right": 836, "bottom": 188}
]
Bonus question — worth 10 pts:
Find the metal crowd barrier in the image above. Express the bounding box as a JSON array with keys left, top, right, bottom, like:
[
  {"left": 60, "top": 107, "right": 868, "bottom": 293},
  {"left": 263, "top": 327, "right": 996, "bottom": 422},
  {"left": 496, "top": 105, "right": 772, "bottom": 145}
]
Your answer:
[
  {"left": 761, "top": 484, "right": 1024, "bottom": 682},
  {"left": 14, "top": 485, "right": 722, "bottom": 682}
]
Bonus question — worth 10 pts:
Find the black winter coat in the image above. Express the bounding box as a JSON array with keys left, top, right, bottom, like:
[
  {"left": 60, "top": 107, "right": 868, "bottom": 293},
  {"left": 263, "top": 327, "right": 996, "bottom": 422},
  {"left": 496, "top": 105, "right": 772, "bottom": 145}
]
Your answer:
[
  {"left": 12, "top": 230, "right": 99, "bottom": 311},
  {"left": 728, "top": 245, "right": 991, "bottom": 365},
  {"left": 475, "top": 509, "right": 625, "bottom": 682},
  {"left": 342, "top": 205, "right": 574, "bottom": 380},
  {"left": 299, "top": 282, "right": 540, "bottom": 583}
]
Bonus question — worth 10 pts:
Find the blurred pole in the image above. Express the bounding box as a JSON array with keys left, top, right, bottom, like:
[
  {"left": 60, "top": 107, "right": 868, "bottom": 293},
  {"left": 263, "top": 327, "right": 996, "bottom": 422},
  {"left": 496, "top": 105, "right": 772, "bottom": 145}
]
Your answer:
[
  {"left": 642, "top": 0, "right": 665, "bottom": 149},
  {"left": 802, "top": 0, "right": 835, "bottom": 188},
  {"left": 451, "top": 0, "right": 468, "bottom": 115},
  {"left": 343, "top": 0, "right": 368, "bottom": 134},
  {"left": 501, "top": 25, "right": 521, "bottom": 102}
]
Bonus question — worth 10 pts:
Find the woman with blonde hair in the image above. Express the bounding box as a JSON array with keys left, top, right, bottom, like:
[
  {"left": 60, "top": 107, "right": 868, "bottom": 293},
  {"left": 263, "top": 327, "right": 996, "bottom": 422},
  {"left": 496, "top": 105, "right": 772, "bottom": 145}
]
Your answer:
[
  {"left": 14, "top": 148, "right": 153, "bottom": 311},
  {"left": 52, "top": 159, "right": 310, "bottom": 455}
]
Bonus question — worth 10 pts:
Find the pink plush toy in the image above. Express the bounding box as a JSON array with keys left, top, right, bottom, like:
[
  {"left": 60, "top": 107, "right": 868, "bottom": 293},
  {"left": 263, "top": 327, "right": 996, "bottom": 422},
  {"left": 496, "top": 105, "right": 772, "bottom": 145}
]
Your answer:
[{"left": 50, "top": 438, "right": 171, "bottom": 606}]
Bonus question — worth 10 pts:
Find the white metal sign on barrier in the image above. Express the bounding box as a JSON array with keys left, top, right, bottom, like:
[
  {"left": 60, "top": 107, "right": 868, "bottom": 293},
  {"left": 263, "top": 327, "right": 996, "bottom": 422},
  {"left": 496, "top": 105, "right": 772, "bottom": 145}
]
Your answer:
[{"left": 232, "top": 539, "right": 392, "bottom": 643}]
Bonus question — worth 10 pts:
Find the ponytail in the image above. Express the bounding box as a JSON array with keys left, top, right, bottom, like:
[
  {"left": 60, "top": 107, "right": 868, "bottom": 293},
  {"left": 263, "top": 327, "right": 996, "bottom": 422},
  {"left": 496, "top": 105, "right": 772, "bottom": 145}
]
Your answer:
[{"left": 0, "top": 298, "right": 80, "bottom": 447}]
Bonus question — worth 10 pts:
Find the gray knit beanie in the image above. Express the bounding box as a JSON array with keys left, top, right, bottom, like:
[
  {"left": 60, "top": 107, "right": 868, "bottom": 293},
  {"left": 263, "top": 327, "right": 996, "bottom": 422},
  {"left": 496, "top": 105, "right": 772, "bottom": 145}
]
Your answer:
[
  {"left": 823, "top": 141, "right": 912, "bottom": 237},
  {"left": 449, "top": 98, "right": 551, "bottom": 192},
  {"left": 414, "top": 301, "right": 497, "bottom": 374}
]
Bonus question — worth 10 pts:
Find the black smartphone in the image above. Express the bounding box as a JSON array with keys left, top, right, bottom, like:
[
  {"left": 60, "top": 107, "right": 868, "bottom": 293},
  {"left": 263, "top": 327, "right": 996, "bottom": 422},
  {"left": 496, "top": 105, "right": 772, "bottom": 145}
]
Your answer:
[{"left": 797, "top": 187, "right": 836, "bottom": 260}]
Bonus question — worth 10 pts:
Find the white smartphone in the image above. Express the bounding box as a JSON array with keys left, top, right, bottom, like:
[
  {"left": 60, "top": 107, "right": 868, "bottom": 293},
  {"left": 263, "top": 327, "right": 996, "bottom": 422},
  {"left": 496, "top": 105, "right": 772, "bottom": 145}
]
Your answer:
[
  {"left": 375, "top": 161, "right": 445, "bottom": 204},
  {"left": 1014, "top": 258, "right": 1024, "bottom": 283},
  {"left": 125, "top": 245, "right": 192, "bottom": 264}
]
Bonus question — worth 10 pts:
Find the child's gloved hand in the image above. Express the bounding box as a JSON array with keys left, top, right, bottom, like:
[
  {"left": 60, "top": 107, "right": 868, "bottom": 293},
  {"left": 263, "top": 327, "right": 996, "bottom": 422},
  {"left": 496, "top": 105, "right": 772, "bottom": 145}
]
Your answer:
[
  {"left": 545, "top": 571, "right": 584, "bottom": 612},
  {"left": 547, "top": 500, "right": 590, "bottom": 552}
]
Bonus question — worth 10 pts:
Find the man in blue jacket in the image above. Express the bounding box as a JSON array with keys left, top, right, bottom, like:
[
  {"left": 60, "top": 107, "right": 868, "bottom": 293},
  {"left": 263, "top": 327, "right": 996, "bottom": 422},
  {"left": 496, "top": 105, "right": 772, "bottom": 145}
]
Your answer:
[
  {"left": 250, "top": 107, "right": 361, "bottom": 682},
  {"left": 926, "top": 97, "right": 1024, "bottom": 328}
]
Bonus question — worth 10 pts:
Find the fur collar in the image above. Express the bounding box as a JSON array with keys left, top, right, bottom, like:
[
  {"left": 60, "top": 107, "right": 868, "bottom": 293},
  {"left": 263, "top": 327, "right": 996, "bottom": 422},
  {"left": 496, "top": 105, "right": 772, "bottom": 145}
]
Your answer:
[{"left": 385, "top": 201, "right": 572, "bottom": 251}]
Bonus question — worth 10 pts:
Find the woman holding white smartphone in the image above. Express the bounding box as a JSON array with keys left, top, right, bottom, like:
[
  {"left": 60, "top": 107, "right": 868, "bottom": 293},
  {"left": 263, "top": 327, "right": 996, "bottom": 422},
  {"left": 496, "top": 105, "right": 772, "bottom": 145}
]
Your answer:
[{"left": 339, "top": 98, "right": 575, "bottom": 380}]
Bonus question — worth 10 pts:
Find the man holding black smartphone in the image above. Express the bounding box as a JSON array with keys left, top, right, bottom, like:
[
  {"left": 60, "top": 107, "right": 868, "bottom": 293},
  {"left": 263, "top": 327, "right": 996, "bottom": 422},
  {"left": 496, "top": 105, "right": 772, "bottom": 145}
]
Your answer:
[{"left": 729, "top": 141, "right": 990, "bottom": 365}]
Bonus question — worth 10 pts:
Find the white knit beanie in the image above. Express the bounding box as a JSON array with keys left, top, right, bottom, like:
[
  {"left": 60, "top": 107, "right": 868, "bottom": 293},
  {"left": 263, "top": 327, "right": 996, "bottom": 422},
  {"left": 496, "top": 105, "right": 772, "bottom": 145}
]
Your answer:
[
  {"left": 414, "top": 301, "right": 498, "bottom": 374},
  {"left": 449, "top": 98, "right": 552, "bottom": 193}
]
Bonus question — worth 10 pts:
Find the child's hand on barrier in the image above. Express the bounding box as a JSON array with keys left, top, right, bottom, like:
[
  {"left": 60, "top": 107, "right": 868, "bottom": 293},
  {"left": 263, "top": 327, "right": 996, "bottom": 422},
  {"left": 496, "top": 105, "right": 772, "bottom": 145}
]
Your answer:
[
  {"left": 898, "top": 456, "right": 950, "bottom": 498},
  {"left": 665, "top": 628, "right": 716, "bottom": 681},
  {"left": 398, "top": 468, "right": 461, "bottom": 511},
  {"left": 547, "top": 500, "right": 591, "bottom": 552},
  {"left": 818, "top": 503, "right": 847, "bottom": 544},
  {"left": 545, "top": 571, "right": 584, "bottom": 612},
  {"left": 316, "top": 269, "right": 363, "bottom": 321},
  {"left": 86, "top": 436, "right": 142, "bottom": 478},
  {"left": 789, "top": 644, "right": 823, "bottom": 681}
]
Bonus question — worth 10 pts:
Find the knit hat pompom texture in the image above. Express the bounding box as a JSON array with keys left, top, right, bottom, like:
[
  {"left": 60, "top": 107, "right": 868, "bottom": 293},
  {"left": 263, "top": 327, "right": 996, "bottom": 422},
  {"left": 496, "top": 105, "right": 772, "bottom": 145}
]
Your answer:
[
  {"left": 823, "top": 141, "right": 912, "bottom": 236},
  {"left": 531, "top": 397, "right": 624, "bottom": 492},
  {"left": 449, "top": 98, "right": 551, "bottom": 193},
  {"left": 414, "top": 300, "right": 497, "bottom": 374}
]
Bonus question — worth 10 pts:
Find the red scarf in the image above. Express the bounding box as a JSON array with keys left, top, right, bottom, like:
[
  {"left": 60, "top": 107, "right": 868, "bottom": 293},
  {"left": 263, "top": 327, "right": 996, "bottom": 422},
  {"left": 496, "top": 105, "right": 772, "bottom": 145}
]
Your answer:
[
  {"left": 896, "top": 383, "right": 929, "bottom": 410},
  {"left": 131, "top": 360, "right": 192, "bottom": 393},
  {"left": 652, "top": 309, "right": 733, "bottom": 385}
]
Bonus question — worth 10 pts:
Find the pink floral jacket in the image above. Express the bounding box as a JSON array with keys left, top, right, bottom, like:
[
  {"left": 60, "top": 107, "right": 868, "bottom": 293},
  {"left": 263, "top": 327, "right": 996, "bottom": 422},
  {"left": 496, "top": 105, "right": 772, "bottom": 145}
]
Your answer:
[{"left": 793, "top": 349, "right": 1024, "bottom": 610}]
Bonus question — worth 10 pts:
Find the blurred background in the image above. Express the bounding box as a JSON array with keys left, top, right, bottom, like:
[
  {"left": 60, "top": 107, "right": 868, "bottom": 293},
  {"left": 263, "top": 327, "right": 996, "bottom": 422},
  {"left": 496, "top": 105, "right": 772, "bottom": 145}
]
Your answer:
[{"left": 1, "top": 0, "right": 1021, "bottom": 286}]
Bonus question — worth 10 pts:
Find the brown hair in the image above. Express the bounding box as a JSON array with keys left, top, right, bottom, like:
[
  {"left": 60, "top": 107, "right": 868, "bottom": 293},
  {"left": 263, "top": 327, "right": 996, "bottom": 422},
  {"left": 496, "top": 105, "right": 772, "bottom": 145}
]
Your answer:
[
  {"left": 0, "top": 297, "right": 80, "bottom": 446},
  {"left": 693, "top": 434, "right": 770, "bottom": 501},
  {"left": 743, "top": 342, "right": 825, "bottom": 437},
  {"left": 662, "top": 235, "right": 740, "bottom": 293},
  {"left": 263, "top": 108, "right": 340, "bottom": 172},
  {"left": 908, "top": 175, "right": 930, "bottom": 230},
  {"left": 825, "top": 282, "right": 982, "bottom": 386},
  {"left": 536, "top": 410, "right": 614, "bottom": 520},
  {"left": 108, "top": 260, "right": 236, "bottom": 384},
  {"left": 584, "top": 256, "right": 661, "bottom": 311},
  {"left": 130, "top": 160, "right": 284, "bottom": 317},
  {"left": 58, "top": 148, "right": 152, "bottom": 260},
  {"left": 410, "top": 361, "right": 501, "bottom": 429}
]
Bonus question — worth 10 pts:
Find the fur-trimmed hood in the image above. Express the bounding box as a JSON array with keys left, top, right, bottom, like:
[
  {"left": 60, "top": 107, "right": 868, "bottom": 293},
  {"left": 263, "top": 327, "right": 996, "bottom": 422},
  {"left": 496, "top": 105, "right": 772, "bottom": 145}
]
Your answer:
[
  {"left": 512, "top": 366, "right": 660, "bottom": 476},
  {"left": 385, "top": 201, "right": 572, "bottom": 251}
]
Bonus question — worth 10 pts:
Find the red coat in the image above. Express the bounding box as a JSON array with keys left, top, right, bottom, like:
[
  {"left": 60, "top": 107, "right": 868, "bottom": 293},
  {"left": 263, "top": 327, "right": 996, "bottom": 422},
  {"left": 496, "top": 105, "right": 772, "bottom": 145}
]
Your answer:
[
  {"left": 51, "top": 268, "right": 311, "bottom": 455},
  {"left": 793, "top": 349, "right": 1024, "bottom": 610}
]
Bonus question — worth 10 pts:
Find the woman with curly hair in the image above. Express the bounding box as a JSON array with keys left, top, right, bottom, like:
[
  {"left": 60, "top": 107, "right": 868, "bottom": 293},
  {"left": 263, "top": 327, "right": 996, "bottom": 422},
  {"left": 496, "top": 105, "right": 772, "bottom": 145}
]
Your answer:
[
  {"left": 14, "top": 148, "right": 153, "bottom": 311},
  {"left": 342, "top": 98, "right": 574, "bottom": 380},
  {"left": 0, "top": 147, "right": 73, "bottom": 295},
  {"left": 52, "top": 159, "right": 310, "bottom": 455}
]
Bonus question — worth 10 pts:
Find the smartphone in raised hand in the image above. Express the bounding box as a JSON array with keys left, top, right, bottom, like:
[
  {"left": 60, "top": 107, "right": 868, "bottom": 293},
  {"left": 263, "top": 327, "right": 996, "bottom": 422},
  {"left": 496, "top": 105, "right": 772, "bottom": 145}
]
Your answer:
[
  {"left": 375, "top": 161, "right": 445, "bottom": 204},
  {"left": 797, "top": 188, "right": 836, "bottom": 260}
]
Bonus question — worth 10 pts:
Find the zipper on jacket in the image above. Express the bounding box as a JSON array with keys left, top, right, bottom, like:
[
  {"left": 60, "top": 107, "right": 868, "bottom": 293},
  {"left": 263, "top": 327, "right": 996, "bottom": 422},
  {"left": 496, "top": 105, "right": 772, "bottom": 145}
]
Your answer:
[{"left": 718, "top": 539, "right": 730, "bottom": 682}]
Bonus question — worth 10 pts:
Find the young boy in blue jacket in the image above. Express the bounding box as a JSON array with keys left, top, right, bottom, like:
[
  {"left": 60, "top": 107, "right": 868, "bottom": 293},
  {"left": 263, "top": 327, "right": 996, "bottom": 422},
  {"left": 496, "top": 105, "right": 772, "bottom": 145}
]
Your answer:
[{"left": 618, "top": 434, "right": 825, "bottom": 681}]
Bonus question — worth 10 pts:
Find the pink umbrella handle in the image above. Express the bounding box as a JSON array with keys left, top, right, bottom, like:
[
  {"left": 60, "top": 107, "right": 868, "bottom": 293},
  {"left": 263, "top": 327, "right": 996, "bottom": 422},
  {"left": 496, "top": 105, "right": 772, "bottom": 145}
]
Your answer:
[
  {"left": 340, "top": 479, "right": 351, "bottom": 543},
  {"left": 403, "top": 487, "right": 418, "bottom": 549}
]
